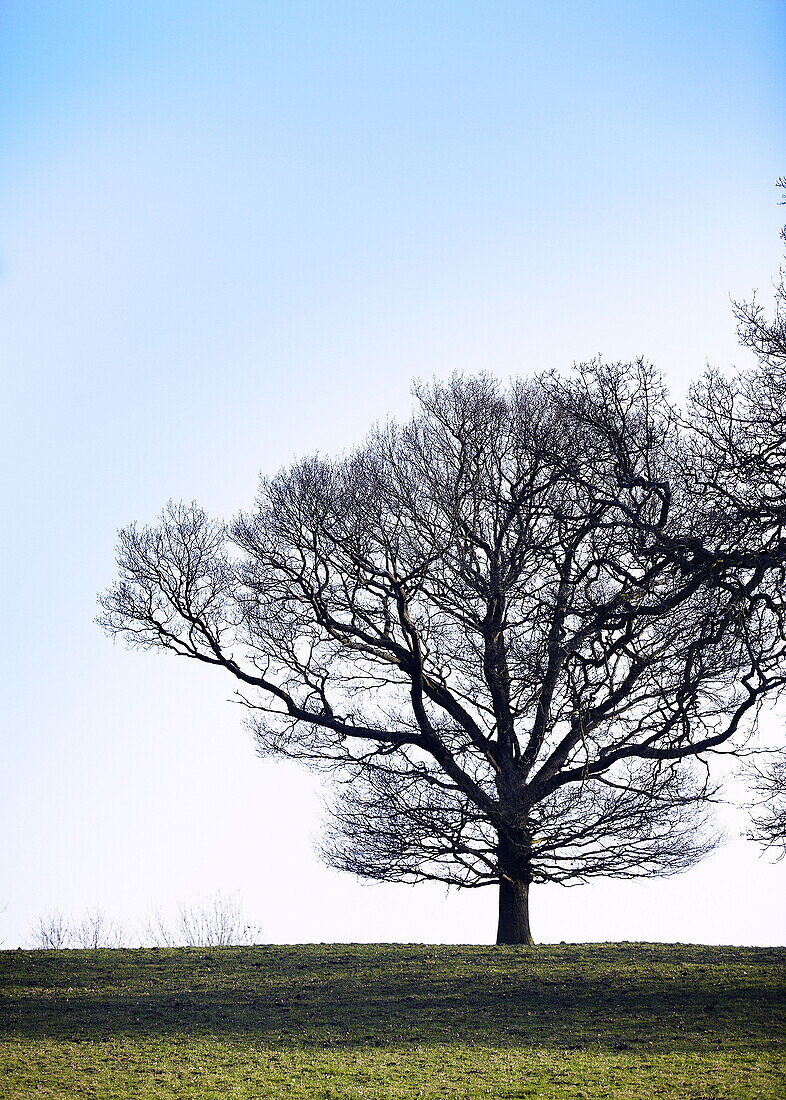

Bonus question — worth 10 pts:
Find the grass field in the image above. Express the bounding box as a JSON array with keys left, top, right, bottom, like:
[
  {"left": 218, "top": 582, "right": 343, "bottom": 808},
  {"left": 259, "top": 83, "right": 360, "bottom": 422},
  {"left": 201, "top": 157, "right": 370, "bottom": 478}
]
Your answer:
[{"left": 1, "top": 942, "right": 784, "bottom": 1098}]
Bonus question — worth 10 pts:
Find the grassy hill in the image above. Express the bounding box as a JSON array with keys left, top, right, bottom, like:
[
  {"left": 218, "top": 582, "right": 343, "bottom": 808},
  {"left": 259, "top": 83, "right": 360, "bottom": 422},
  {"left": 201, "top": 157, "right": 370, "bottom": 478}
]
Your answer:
[{"left": 1, "top": 942, "right": 784, "bottom": 1098}]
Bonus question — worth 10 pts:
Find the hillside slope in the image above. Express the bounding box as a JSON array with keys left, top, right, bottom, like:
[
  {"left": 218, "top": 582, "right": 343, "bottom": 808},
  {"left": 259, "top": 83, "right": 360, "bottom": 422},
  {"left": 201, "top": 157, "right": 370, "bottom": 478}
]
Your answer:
[{"left": 1, "top": 943, "right": 784, "bottom": 1098}]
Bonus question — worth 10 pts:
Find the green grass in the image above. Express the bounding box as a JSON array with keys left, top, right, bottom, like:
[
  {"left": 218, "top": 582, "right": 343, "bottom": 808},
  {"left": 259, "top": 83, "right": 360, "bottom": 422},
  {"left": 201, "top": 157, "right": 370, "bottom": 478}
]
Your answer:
[{"left": 1, "top": 943, "right": 784, "bottom": 1098}]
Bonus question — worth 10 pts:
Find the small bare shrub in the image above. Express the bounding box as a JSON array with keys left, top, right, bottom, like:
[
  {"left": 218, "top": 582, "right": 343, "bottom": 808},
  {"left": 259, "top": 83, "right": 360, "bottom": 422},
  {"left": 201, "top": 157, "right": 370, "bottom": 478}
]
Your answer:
[
  {"left": 72, "top": 908, "right": 124, "bottom": 948},
  {"left": 33, "top": 910, "right": 71, "bottom": 949},
  {"left": 32, "top": 907, "right": 125, "bottom": 949},
  {"left": 145, "top": 891, "right": 257, "bottom": 947}
]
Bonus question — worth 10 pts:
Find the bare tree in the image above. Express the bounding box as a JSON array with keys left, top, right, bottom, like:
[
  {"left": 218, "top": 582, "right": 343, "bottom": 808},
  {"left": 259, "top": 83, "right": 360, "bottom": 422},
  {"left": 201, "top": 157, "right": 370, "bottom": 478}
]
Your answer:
[
  {"left": 72, "top": 908, "right": 124, "bottom": 949},
  {"left": 99, "top": 355, "right": 786, "bottom": 943},
  {"left": 176, "top": 892, "right": 255, "bottom": 947},
  {"left": 144, "top": 892, "right": 256, "bottom": 947},
  {"left": 143, "top": 906, "right": 180, "bottom": 948},
  {"left": 32, "top": 910, "right": 71, "bottom": 950},
  {"left": 32, "top": 908, "right": 125, "bottom": 949}
]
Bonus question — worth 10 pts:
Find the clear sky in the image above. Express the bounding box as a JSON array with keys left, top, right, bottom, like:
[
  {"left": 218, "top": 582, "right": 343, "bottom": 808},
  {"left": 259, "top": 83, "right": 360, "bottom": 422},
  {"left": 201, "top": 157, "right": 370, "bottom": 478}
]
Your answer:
[{"left": 1, "top": 1, "right": 785, "bottom": 949}]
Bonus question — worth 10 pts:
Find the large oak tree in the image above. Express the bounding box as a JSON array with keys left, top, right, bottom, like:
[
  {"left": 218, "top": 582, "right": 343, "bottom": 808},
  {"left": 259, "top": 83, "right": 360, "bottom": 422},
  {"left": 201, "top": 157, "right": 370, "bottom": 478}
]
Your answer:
[{"left": 100, "top": 357, "right": 786, "bottom": 943}]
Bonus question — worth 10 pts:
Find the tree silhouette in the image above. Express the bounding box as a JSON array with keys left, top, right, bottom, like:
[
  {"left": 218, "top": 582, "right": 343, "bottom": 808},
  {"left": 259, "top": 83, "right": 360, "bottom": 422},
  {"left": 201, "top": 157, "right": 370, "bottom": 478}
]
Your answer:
[{"left": 100, "top": 357, "right": 786, "bottom": 943}]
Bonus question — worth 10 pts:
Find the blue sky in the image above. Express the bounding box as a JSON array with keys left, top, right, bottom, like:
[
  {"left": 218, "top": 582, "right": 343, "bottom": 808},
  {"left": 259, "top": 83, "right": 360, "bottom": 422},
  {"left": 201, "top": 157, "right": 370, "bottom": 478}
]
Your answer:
[{"left": 1, "top": 1, "right": 785, "bottom": 947}]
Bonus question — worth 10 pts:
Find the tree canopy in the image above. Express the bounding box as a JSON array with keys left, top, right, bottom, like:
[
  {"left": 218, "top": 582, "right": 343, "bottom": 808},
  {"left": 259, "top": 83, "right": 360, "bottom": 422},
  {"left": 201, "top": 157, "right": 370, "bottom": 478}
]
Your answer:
[{"left": 100, "top": 353, "right": 786, "bottom": 943}]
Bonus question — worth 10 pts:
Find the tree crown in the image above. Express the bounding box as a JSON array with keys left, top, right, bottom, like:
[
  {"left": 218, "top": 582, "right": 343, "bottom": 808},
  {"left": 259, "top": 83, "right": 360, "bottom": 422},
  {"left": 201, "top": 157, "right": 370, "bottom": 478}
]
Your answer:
[{"left": 100, "top": 357, "right": 786, "bottom": 887}]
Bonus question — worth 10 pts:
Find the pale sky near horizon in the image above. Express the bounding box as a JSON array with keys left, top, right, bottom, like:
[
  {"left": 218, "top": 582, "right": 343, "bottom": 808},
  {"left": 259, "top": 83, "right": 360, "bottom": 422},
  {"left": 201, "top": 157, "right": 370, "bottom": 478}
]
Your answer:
[{"left": 1, "top": 1, "right": 785, "bottom": 949}]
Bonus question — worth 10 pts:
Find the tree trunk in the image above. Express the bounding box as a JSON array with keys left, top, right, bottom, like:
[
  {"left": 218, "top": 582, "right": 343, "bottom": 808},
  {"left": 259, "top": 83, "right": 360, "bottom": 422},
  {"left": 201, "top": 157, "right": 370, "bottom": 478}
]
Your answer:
[
  {"left": 496, "top": 828, "right": 535, "bottom": 944},
  {"left": 496, "top": 877, "right": 534, "bottom": 945}
]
